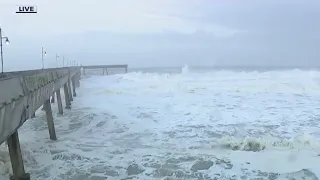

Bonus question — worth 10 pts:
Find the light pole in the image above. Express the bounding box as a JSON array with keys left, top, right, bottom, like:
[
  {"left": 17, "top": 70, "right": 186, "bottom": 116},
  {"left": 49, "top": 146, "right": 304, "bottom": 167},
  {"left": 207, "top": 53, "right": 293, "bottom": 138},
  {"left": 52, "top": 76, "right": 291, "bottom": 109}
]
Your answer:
[
  {"left": 41, "top": 47, "right": 47, "bottom": 69},
  {"left": 62, "top": 56, "right": 65, "bottom": 67},
  {"left": 56, "top": 54, "right": 59, "bottom": 68},
  {"left": 0, "top": 27, "right": 10, "bottom": 73}
]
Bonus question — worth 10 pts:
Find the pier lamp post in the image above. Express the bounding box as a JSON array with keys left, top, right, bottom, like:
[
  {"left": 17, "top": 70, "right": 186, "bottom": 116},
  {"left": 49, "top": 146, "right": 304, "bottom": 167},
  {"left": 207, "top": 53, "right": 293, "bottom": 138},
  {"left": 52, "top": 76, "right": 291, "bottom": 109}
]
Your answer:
[
  {"left": 56, "top": 54, "right": 59, "bottom": 68},
  {"left": 41, "top": 47, "right": 47, "bottom": 69},
  {"left": 0, "top": 27, "right": 10, "bottom": 73},
  {"left": 67, "top": 58, "right": 70, "bottom": 67}
]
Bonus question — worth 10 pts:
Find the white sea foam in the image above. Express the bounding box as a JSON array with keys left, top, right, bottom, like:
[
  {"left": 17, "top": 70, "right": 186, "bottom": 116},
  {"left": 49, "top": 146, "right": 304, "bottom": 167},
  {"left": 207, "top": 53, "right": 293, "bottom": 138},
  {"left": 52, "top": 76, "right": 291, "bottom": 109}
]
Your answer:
[
  {"left": 1, "top": 68, "right": 320, "bottom": 179},
  {"left": 217, "top": 132, "right": 320, "bottom": 152}
]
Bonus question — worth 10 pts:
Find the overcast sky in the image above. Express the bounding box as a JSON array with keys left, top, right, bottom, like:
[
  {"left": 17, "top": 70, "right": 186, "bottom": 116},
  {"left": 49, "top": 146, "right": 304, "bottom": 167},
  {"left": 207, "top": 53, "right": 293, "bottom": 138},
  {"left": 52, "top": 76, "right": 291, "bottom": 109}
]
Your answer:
[{"left": 0, "top": 0, "right": 319, "bottom": 71}]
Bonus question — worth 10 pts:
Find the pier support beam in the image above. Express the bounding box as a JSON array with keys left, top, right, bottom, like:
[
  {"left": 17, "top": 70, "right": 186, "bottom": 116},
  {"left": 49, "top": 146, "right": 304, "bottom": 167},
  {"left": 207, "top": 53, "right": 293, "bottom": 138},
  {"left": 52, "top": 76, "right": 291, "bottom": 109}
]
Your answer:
[
  {"left": 64, "top": 83, "right": 71, "bottom": 109},
  {"left": 56, "top": 89, "right": 63, "bottom": 115},
  {"left": 44, "top": 99, "right": 57, "bottom": 141},
  {"left": 68, "top": 78, "right": 73, "bottom": 102},
  {"left": 74, "top": 72, "right": 80, "bottom": 87},
  {"left": 72, "top": 77, "right": 76, "bottom": 97},
  {"left": 77, "top": 73, "right": 80, "bottom": 87},
  {"left": 7, "top": 131, "right": 30, "bottom": 180},
  {"left": 31, "top": 113, "right": 35, "bottom": 118},
  {"left": 51, "top": 92, "right": 55, "bottom": 103}
]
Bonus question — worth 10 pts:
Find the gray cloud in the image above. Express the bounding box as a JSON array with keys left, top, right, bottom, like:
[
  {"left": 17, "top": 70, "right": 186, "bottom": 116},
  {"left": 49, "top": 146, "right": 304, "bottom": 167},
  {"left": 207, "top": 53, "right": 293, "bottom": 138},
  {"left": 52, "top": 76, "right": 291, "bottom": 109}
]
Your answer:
[{"left": 1, "top": 0, "right": 320, "bottom": 71}]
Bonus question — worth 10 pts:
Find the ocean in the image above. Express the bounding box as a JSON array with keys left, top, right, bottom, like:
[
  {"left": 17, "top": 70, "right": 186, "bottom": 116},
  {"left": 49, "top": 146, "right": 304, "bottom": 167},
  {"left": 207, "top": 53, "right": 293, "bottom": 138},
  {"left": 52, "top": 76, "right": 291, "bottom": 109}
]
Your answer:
[{"left": 1, "top": 65, "right": 320, "bottom": 180}]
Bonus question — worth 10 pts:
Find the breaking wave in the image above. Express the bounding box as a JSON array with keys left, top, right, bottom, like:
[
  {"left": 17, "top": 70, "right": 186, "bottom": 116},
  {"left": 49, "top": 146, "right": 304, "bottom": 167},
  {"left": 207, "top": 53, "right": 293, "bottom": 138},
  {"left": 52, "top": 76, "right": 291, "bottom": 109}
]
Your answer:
[
  {"left": 216, "top": 133, "right": 320, "bottom": 152},
  {"left": 181, "top": 64, "right": 189, "bottom": 74},
  {"left": 2, "top": 68, "right": 320, "bottom": 179}
]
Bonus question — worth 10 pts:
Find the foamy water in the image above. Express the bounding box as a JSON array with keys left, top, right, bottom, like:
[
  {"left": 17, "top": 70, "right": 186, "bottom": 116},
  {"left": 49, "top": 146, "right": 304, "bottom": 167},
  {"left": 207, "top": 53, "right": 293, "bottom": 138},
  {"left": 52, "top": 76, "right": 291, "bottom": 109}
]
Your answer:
[{"left": 1, "top": 67, "right": 320, "bottom": 180}]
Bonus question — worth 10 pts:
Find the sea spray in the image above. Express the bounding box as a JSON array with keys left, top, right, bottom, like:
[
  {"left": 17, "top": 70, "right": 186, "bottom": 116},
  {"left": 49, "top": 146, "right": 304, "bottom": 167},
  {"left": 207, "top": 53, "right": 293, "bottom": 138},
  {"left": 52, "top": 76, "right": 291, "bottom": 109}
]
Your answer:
[{"left": 181, "top": 64, "right": 189, "bottom": 74}]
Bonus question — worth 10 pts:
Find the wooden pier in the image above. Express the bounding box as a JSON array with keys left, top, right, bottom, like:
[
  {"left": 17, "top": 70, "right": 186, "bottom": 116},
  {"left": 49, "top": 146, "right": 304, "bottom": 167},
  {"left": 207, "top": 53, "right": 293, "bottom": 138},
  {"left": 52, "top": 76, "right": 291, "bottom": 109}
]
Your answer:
[{"left": 0, "top": 64, "right": 127, "bottom": 179}]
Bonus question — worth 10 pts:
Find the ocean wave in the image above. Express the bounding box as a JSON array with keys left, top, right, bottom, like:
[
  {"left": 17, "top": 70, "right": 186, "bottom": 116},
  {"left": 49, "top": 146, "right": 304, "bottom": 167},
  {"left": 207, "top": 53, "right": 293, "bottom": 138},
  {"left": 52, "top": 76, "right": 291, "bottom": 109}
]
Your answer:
[
  {"left": 215, "top": 134, "right": 320, "bottom": 152},
  {"left": 113, "top": 69, "right": 320, "bottom": 95}
]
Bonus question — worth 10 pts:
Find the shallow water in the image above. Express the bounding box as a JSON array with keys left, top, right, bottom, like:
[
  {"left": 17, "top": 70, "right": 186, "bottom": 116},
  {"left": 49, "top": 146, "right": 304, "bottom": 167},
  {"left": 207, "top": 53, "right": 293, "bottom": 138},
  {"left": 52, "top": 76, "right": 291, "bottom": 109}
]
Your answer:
[{"left": 1, "top": 67, "right": 320, "bottom": 179}]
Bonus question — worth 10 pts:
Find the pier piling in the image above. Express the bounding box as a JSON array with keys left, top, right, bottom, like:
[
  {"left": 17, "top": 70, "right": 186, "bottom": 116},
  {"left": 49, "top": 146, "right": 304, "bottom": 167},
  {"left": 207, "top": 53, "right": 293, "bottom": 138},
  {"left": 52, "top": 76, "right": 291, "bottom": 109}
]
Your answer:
[
  {"left": 44, "top": 99, "right": 57, "bottom": 140},
  {"left": 68, "top": 77, "right": 73, "bottom": 102},
  {"left": 56, "top": 89, "right": 63, "bottom": 115},
  {"left": 64, "top": 83, "right": 71, "bottom": 109},
  {"left": 51, "top": 92, "right": 55, "bottom": 103},
  {"left": 72, "top": 76, "right": 76, "bottom": 97},
  {"left": 77, "top": 72, "right": 81, "bottom": 87},
  {"left": 7, "top": 131, "right": 30, "bottom": 180}
]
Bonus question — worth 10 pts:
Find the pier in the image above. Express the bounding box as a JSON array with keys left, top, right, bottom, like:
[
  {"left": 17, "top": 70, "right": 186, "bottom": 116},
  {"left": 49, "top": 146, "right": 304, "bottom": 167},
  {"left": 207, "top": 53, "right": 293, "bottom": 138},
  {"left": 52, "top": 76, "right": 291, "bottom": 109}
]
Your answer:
[
  {"left": 81, "top": 64, "right": 128, "bottom": 76},
  {"left": 0, "top": 64, "right": 127, "bottom": 180}
]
